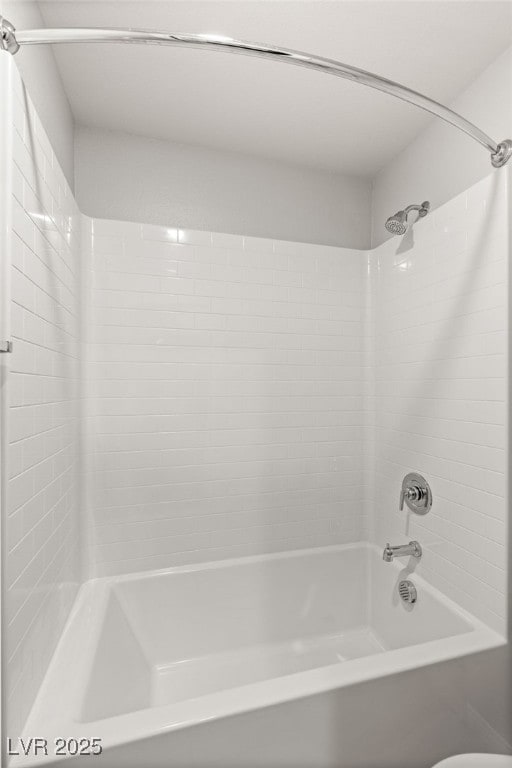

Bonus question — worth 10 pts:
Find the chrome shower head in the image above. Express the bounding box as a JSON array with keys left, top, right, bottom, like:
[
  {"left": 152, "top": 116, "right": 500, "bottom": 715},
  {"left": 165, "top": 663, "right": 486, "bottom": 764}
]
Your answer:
[
  {"left": 385, "top": 201, "right": 430, "bottom": 236},
  {"left": 385, "top": 211, "right": 408, "bottom": 235}
]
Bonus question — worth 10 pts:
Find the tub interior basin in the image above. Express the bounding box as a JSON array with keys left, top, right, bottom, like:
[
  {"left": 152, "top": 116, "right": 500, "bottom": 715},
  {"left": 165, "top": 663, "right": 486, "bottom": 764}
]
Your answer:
[{"left": 79, "top": 543, "right": 475, "bottom": 722}]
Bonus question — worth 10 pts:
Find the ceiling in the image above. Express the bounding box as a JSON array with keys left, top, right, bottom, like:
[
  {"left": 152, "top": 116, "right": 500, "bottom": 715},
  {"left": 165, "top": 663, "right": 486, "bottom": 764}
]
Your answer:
[{"left": 34, "top": 0, "right": 512, "bottom": 176}]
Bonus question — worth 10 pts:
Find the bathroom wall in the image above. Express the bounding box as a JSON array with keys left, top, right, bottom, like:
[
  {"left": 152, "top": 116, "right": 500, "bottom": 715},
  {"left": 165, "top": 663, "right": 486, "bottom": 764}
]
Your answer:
[
  {"left": 75, "top": 127, "right": 371, "bottom": 249},
  {"left": 2, "top": 54, "right": 81, "bottom": 743},
  {"left": 370, "top": 171, "right": 509, "bottom": 632},
  {"left": 0, "top": 0, "right": 75, "bottom": 187},
  {"left": 83, "top": 170, "right": 509, "bottom": 612},
  {"left": 85, "top": 220, "right": 368, "bottom": 576},
  {"left": 75, "top": 43, "right": 512, "bottom": 251},
  {"left": 372, "top": 44, "right": 512, "bottom": 247},
  {"left": 1, "top": 29, "right": 510, "bottom": 749}
]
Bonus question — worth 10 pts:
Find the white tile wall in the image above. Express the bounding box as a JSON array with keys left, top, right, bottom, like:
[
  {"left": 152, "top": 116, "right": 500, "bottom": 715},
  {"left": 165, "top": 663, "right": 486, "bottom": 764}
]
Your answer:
[
  {"left": 3, "top": 60, "right": 81, "bottom": 743},
  {"left": 84, "top": 172, "right": 509, "bottom": 629},
  {"left": 370, "top": 172, "right": 509, "bottom": 632},
  {"left": 85, "top": 221, "right": 369, "bottom": 576}
]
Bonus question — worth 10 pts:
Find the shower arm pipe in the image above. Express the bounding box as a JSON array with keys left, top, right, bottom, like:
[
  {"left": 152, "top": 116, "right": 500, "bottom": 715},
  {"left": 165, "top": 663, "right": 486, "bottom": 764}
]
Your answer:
[{"left": 1, "top": 20, "right": 511, "bottom": 167}]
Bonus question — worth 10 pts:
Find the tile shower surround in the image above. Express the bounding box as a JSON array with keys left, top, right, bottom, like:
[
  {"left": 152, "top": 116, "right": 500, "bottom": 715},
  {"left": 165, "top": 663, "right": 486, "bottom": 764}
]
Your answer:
[
  {"left": 4, "top": 59, "right": 81, "bottom": 745},
  {"left": 84, "top": 169, "right": 508, "bottom": 636},
  {"left": 371, "top": 175, "right": 508, "bottom": 632},
  {"left": 2, "top": 51, "right": 509, "bottom": 755},
  {"left": 85, "top": 223, "right": 369, "bottom": 576}
]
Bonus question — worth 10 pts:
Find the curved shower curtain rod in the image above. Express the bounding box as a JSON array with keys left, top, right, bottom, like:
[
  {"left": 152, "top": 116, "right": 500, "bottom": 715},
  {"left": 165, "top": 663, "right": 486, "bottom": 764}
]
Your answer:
[{"left": 1, "top": 17, "right": 511, "bottom": 168}]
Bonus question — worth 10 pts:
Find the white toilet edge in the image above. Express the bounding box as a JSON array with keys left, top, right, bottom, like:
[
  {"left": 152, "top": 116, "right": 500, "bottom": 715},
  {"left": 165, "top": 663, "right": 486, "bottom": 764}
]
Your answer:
[{"left": 434, "top": 755, "right": 512, "bottom": 768}]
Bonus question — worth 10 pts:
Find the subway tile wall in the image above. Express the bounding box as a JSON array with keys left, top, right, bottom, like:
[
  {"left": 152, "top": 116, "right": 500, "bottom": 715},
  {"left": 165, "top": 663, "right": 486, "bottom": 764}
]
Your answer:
[
  {"left": 370, "top": 172, "right": 509, "bottom": 632},
  {"left": 85, "top": 222, "right": 369, "bottom": 576},
  {"left": 4, "top": 62, "right": 81, "bottom": 742}
]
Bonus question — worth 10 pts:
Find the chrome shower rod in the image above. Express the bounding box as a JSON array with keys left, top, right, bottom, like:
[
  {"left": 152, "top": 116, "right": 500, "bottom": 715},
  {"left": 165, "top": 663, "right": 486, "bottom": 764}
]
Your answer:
[{"left": 1, "top": 18, "right": 511, "bottom": 167}]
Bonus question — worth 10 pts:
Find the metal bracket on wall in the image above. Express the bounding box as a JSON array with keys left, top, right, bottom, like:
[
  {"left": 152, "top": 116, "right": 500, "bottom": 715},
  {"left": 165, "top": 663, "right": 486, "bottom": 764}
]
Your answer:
[
  {"left": 0, "top": 341, "right": 13, "bottom": 353},
  {"left": 0, "top": 16, "right": 20, "bottom": 54}
]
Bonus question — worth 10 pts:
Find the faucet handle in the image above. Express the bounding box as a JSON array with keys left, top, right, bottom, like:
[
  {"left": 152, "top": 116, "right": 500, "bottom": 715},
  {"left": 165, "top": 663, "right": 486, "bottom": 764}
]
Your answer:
[
  {"left": 399, "top": 473, "right": 432, "bottom": 515},
  {"left": 400, "top": 485, "right": 421, "bottom": 510}
]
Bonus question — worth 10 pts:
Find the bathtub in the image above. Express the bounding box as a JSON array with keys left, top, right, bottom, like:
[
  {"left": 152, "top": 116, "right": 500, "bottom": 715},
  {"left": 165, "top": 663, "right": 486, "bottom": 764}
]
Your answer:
[{"left": 13, "top": 543, "right": 505, "bottom": 768}]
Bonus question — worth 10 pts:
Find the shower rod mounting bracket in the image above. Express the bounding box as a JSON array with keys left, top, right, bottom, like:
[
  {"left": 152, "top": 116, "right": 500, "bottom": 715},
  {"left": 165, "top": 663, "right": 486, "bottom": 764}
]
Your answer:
[
  {"left": 491, "top": 140, "right": 512, "bottom": 168},
  {"left": 1, "top": 15, "right": 511, "bottom": 167},
  {"left": 0, "top": 16, "right": 20, "bottom": 54}
]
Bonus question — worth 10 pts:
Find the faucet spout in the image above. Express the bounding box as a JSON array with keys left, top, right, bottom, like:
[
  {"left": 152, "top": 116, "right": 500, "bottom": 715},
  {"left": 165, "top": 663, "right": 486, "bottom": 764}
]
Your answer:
[{"left": 383, "top": 541, "right": 422, "bottom": 562}]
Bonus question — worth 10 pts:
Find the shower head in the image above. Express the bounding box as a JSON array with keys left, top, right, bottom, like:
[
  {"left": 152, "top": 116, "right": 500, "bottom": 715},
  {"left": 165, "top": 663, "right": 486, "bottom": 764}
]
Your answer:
[
  {"left": 385, "top": 211, "right": 408, "bottom": 235},
  {"left": 385, "top": 201, "right": 430, "bottom": 236}
]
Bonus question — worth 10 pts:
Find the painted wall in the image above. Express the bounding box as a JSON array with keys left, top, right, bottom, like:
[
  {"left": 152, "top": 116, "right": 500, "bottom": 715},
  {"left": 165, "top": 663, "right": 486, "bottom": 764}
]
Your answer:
[
  {"left": 85, "top": 220, "right": 369, "bottom": 576},
  {"left": 372, "top": 45, "right": 512, "bottom": 247},
  {"left": 75, "top": 127, "right": 371, "bottom": 249},
  {"left": 75, "top": 44, "right": 511, "bottom": 251},
  {"left": 0, "top": 0, "right": 75, "bottom": 188},
  {"left": 369, "top": 171, "right": 509, "bottom": 633},
  {"left": 2, "top": 54, "right": 81, "bottom": 746}
]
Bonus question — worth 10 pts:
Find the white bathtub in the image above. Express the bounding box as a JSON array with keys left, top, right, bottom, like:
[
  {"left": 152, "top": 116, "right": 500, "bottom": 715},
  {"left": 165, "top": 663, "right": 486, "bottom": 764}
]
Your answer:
[{"left": 14, "top": 543, "right": 505, "bottom": 768}]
